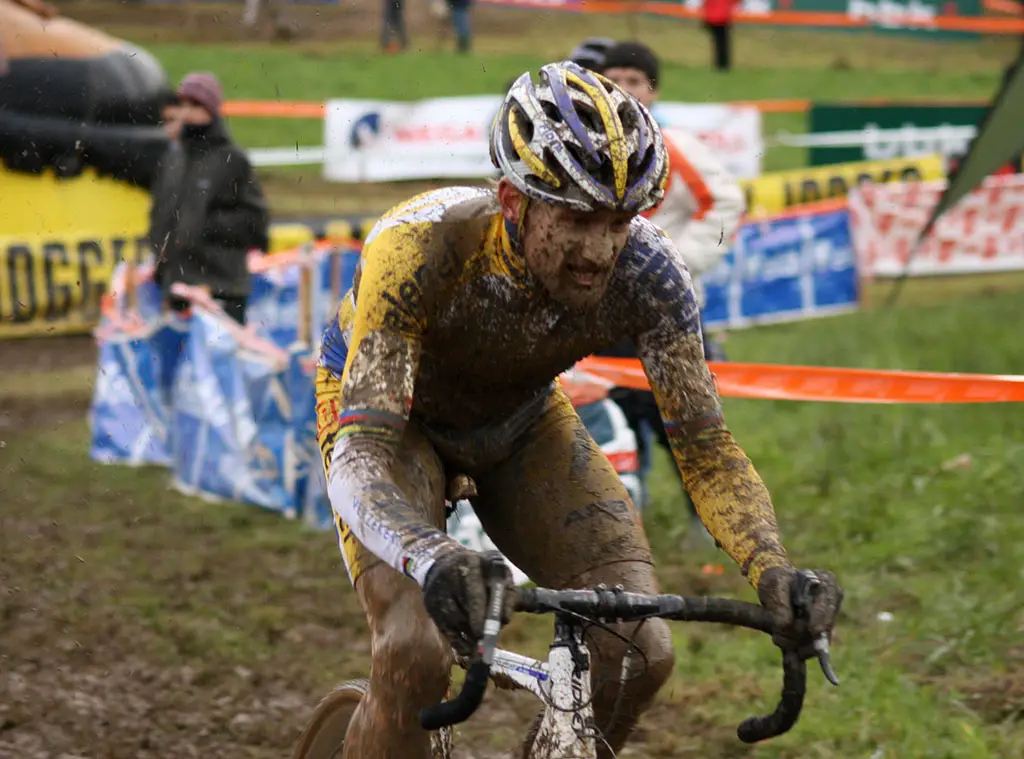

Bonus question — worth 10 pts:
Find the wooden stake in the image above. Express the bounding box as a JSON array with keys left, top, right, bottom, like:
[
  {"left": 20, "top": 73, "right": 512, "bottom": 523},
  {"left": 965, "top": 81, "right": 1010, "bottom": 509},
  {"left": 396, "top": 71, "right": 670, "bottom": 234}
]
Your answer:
[
  {"left": 298, "top": 243, "right": 312, "bottom": 346},
  {"left": 330, "top": 245, "right": 343, "bottom": 303},
  {"left": 125, "top": 261, "right": 136, "bottom": 313}
]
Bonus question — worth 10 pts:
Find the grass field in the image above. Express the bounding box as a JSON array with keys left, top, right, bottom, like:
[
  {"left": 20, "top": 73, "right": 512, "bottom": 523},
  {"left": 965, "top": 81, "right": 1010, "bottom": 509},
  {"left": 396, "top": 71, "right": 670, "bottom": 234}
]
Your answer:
[
  {"left": 3, "top": 287, "right": 1023, "bottom": 758},
  {"left": 62, "top": 2, "right": 1015, "bottom": 216}
]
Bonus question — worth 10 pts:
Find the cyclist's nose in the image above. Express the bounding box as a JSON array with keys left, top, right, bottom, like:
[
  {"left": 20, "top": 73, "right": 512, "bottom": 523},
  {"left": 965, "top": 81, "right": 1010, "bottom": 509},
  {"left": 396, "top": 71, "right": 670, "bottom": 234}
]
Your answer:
[{"left": 577, "top": 234, "right": 616, "bottom": 268}]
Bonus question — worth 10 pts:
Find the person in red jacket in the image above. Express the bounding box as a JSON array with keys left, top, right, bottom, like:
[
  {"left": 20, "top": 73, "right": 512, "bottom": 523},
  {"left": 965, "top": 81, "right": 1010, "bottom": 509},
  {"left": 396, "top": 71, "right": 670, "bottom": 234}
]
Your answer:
[{"left": 703, "top": 0, "right": 740, "bottom": 71}]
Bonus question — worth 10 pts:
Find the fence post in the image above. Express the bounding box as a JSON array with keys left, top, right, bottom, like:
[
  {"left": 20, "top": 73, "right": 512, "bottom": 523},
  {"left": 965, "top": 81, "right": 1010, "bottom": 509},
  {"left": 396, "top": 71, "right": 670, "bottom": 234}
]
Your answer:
[{"left": 298, "top": 242, "right": 313, "bottom": 347}]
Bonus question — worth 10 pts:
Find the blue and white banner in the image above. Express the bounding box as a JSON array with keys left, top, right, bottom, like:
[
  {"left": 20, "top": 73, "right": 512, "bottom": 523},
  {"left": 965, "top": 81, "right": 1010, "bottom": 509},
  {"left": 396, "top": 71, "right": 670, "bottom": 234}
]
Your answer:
[
  {"left": 89, "top": 324, "right": 184, "bottom": 467},
  {"left": 702, "top": 207, "right": 859, "bottom": 330},
  {"left": 247, "top": 249, "right": 360, "bottom": 346},
  {"left": 170, "top": 310, "right": 295, "bottom": 514}
]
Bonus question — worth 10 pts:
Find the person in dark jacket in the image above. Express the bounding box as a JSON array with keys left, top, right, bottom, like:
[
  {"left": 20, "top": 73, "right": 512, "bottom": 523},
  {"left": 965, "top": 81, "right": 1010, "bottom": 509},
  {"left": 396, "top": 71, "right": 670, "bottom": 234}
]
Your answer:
[{"left": 149, "top": 72, "right": 269, "bottom": 325}]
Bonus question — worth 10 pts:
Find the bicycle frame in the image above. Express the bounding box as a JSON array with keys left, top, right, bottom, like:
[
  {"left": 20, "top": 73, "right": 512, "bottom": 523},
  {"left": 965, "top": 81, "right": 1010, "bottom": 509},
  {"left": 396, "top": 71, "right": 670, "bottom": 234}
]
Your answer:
[{"left": 438, "top": 612, "right": 600, "bottom": 759}]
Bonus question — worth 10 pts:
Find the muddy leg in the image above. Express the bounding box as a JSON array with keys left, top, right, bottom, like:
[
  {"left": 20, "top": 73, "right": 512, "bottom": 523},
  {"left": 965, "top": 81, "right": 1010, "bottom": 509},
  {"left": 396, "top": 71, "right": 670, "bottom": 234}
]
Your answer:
[
  {"left": 336, "top": 423, "right": 452, "bottom": 759},
  {"left": 475, "top": 390, "right": 675, "bottom": 758}
]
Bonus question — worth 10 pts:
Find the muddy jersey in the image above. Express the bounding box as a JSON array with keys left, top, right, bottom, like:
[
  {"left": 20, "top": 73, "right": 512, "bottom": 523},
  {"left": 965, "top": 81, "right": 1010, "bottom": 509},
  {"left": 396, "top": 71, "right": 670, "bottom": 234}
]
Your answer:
[{"left": 315, "top": 186, "right": 788, "bottom": 588}]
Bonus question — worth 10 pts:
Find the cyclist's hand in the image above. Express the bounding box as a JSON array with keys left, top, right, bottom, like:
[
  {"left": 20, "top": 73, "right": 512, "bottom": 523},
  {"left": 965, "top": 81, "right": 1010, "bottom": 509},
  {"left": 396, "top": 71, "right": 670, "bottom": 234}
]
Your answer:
[
  {"left": 422, "top": 548, "right": 516, "bottom": 657},
  {"left": 757, "top": 566, "right": 843, "bottom": 659}
]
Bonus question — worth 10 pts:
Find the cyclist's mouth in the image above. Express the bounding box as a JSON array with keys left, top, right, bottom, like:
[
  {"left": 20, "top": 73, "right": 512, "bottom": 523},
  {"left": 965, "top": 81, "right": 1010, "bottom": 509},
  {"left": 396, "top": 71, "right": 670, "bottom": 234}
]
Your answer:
[{"left": 566, "top": 264, "right": 604, "bottom": 287}]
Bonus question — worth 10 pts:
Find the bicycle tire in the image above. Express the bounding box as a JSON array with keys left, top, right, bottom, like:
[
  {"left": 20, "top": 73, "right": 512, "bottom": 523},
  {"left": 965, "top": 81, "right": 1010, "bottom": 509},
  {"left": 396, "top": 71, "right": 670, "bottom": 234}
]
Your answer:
[{"left": 291, "top": 678, "right": 368, "bottom": 759}]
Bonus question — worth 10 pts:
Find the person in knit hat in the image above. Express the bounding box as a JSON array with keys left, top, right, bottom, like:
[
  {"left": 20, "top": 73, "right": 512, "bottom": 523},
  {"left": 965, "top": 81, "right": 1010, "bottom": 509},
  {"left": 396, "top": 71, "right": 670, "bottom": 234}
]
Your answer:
[{"left": 148, "top": 71, "right": 269, "bottom": 325}]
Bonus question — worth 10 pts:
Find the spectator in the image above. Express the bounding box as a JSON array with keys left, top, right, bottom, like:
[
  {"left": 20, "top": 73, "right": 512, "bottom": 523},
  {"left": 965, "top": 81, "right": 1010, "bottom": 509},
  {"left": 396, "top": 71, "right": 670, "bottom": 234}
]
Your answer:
[
  {"left": 149, "top": 72, "right": 269, "bottom": 326},
  {"left": 568, "top": 36, "right": 615, "bottom": 70},
  {"left": 381, "top": 0, "right": 408, "bottom": 53},
  {"left": 703, "top": 0, "right": 739, "bottom": 71},
  {"left": 446, "top": 0, "right": 472, "bottom": 53},
  {"left": 597, "top": 42, "right": 746, "bottom": 538}
]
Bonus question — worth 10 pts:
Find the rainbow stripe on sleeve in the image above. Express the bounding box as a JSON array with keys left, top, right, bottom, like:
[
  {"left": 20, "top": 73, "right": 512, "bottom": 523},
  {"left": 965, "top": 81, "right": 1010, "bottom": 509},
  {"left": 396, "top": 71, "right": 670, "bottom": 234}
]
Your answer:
[{"left": 336, "top": 407, "right": 407, "bottom": 445}]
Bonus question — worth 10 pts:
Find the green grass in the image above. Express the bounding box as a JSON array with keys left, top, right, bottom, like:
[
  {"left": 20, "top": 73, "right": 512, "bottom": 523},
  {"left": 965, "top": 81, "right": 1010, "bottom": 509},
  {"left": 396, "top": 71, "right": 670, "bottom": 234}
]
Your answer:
[{"left": 2, "top": 287, "right": 1022, "bottom": 757}]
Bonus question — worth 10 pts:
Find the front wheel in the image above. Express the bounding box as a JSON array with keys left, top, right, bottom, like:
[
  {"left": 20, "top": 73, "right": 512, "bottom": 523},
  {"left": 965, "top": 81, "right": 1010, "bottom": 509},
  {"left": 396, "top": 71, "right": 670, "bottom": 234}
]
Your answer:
[
  {"left": 292, "top": 678, "right": 454, "bottom": 759},
  {"left": 291, "top": 678, "right": 368, "bottom": 759}
]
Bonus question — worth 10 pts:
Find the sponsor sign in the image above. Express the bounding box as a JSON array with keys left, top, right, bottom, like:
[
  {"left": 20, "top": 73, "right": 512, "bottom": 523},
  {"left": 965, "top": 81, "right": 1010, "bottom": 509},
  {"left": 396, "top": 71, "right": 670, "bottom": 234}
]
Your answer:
[
  {"left": 808, "top": 103, "right": 991, "bottom": 166},
  {"left": 702, "top": 205, "right": 860, "bottom": 329},
  {"left": 740, "top": 154, "right": 945, "bottom": 216},
  {"left": 849, "top": 173, "right": 1024, "bottom": 277},
  {"left": 0, "top": 233, "right": 151, "bottom": 338},
  {"left": 323, "top": 96, "right": 763, "bottom": 182}
]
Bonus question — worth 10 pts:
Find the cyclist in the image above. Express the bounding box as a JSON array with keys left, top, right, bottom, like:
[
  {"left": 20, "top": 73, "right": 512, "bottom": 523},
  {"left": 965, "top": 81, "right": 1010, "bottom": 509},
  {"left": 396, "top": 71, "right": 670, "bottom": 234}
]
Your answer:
[{"left": 314, "top": 61, "right": 842, "bottom": 759}]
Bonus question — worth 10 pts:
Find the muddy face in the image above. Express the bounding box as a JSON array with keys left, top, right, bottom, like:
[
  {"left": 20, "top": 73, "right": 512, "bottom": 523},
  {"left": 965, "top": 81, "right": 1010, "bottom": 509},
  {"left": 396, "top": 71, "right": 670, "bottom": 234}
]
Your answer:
[{"left": 520, "top": 200, "right": 634, "bottom": 310}]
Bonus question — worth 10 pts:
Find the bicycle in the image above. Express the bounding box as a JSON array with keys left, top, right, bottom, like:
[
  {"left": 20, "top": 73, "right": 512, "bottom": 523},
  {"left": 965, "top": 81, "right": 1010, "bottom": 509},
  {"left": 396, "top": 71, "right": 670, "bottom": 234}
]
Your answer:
[{"left": 292, "top": 557, "right": 840, "bottom": 758}]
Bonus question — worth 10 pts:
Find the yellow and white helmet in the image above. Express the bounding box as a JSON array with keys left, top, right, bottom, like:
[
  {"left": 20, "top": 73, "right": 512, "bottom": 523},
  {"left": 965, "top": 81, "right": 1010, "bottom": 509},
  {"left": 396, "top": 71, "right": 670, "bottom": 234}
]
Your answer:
[{"left": 490, "top": 60, "right": 668, "bottom": 214}]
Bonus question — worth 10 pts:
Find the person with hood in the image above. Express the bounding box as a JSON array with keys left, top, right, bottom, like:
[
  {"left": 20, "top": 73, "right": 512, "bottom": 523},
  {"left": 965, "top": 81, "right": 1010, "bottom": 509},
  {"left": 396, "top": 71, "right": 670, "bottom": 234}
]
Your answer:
[{"left": 148, "top": 72, "right": 269, "bottom": 325}]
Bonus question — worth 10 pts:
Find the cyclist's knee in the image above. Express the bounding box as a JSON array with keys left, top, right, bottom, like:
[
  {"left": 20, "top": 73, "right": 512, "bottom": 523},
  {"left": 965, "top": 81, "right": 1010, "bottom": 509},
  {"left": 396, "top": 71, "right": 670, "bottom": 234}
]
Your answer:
[
  {"left": 358, "top": 567, "right": 453, "bottom": 703},
  {"left": 374, "top": 612, "right": 453, "bottom": 701},
  {"left": 630, "top": 618, "right": 675, "bottom": 694}
]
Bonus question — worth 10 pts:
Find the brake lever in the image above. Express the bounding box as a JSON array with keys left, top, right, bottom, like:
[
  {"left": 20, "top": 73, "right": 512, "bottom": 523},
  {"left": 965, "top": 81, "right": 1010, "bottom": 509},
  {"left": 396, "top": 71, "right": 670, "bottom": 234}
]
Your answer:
[{"left": 791, "top": 570, "right": 840, "bottom": 687}]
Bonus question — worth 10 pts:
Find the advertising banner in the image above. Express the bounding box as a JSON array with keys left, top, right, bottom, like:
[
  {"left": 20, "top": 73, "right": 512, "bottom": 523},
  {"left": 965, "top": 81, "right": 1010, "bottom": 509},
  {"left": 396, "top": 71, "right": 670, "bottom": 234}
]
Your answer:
[
  {"left": 739, "top": 153, "right": 945, "bottom": 216},
  {"left": 170, "top": 308, "right": 296, "bottom": 514},
  {"left": 849, "top": 173, "right": 1024, "bottom": 277},
  {"left": 89, "top": 323, "right": 187, "bottom": 468},
  {"left": 323, "top": 96, "right": 763, "bottom": 182},
  {"left": 0, "top": 232, "right": 150, "bottom": 338},
  {"left": 702, "top": 205, "right": 859, "bottom": 329},
  {"left": 808, "top": 103, "right": 990, "bottom": 166},
  {"left": 658, "top": 109, "right": 763, "bottom": 180}
]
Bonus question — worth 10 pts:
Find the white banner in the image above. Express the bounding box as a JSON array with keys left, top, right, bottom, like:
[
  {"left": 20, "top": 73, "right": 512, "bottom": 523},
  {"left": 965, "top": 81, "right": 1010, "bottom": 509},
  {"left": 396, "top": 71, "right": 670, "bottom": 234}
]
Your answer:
[
  {"left": 849, "top": 173, "right": 1024, "bottom": 277},
  {"left": 656, "top": 103, "right": 763, "bottom": 179},
  {"left": 323, "top": 96, "right": 763, "bottom": 183}
]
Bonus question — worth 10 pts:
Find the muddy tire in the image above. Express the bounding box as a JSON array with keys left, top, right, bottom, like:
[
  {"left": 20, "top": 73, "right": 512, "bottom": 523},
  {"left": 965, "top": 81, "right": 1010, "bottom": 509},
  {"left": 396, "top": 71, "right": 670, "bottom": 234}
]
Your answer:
[{"left": 292, "top": 678, "right": 368, "bottom": 759}]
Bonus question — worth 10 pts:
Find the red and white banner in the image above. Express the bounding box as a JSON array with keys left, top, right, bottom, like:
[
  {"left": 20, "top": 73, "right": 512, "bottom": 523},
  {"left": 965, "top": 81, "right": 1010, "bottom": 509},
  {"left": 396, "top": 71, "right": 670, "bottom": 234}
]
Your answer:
[
  {"left": 849, "top": 173, "right": 1024, "bottom": 277},
  {"left": 323, "top": 96, "right": 763, "bottom": 183}
]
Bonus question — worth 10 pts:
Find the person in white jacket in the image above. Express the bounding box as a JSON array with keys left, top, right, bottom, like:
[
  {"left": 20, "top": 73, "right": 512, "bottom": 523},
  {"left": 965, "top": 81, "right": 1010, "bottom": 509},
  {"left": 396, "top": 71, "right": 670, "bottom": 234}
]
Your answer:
[
  {"left": 596, "top": 42, "right": 746, "bottom": 539},
  {"left": 601, "top": 41, "right": 746, "bottom": 313}
]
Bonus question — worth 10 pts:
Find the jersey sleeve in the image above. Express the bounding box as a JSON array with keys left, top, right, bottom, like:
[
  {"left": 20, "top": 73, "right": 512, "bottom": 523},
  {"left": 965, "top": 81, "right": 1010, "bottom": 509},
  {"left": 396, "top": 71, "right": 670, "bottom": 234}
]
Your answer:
[
  {"left": 316, "top": 222, "right": 457, "bottom": 587},
  {"left": 629, "top": 228, "right": 790, "bottom": 589}
]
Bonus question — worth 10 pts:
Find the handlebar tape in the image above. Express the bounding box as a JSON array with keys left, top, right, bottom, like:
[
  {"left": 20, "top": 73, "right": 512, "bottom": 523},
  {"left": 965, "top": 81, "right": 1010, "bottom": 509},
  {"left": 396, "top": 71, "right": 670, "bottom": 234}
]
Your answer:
[
  {"left": 736, "top": 650, "right": 807, "bottom": 743},
  {"left": 419, "top": 659, "right": 490, "bottom": 731}
]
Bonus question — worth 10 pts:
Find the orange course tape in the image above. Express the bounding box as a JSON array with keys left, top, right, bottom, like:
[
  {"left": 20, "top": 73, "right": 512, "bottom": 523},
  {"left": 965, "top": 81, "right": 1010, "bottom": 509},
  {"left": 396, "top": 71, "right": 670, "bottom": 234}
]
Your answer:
[{"left": 576, "top": 357, "right": 1024, "bottom": 404}]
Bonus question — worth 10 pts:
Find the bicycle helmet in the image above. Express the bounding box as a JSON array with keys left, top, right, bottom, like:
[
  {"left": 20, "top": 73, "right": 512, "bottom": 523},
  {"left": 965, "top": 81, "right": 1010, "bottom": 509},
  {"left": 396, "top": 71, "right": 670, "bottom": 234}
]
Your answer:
[{"left": 490, "top": 60, "right": 668, "bottom": 214}]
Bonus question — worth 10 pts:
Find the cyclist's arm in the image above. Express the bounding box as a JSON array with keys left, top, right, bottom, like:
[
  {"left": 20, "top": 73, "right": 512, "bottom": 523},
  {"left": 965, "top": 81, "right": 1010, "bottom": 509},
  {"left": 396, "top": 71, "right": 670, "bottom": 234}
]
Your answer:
[
  {"left": 316, "top": 224, "right": 456, "bottom": 586},
  {"left": 633, "top": 243, "right": 789, "bottom": 589}
]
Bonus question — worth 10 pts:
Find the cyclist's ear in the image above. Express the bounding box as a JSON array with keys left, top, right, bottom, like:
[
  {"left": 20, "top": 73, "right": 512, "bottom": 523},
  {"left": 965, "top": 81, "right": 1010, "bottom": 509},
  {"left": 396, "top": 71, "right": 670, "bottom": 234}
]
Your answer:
[{"left": 497, "top": 178, "right": 524, "bottom": 224}]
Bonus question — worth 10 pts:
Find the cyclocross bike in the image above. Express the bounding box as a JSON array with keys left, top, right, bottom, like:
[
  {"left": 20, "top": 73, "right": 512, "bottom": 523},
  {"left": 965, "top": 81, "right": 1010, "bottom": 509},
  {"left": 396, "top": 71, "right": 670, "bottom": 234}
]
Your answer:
[{"left": 292, "top": 556, "right": 840, "bottom": 759}]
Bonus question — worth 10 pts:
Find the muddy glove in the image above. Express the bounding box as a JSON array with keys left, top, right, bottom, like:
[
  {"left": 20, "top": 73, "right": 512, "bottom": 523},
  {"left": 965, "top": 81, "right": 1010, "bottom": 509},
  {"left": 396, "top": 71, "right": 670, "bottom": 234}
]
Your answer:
[
  {"left": 422, "top": 548, "right": 517, "bottom": 657},
  {"left": 758, "top": 566, "right": 844, "bottom": 661}
]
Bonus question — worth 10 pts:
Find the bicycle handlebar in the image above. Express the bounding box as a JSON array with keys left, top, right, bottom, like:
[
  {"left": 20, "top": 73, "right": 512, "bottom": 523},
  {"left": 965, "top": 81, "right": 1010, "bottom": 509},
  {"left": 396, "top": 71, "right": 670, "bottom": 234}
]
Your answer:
[{"left": 420, "top": 570, "right": 838, "bottom": 745}]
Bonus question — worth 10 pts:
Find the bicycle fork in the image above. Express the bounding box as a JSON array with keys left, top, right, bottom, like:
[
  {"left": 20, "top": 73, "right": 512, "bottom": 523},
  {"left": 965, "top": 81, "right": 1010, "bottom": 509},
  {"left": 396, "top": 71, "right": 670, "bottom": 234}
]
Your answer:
[{"left": 528, "top": 614, "right": 599, "bottom": 759}]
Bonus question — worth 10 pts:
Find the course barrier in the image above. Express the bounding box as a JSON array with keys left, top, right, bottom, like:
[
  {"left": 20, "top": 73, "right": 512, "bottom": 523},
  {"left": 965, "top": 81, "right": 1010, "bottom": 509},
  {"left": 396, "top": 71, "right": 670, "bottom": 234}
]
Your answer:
[
  {"left": 474, "top": 0, "right": 1024, "bottom": 35},
  {"left": 577, "top": 357, "right": 1024, "bottom": 404}
]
